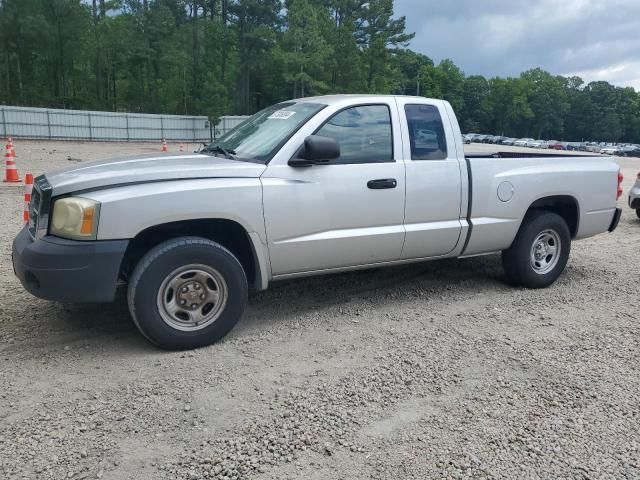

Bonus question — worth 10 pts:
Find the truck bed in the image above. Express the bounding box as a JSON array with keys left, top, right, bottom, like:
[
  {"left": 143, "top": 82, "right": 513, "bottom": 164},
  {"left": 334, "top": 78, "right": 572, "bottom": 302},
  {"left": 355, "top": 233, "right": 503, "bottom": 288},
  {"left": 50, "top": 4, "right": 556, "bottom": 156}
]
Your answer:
[
  {"left": 465, "top": 151, "right": 601, "bottom": 159},
  {"left": 461, "top": 152, "right": 618, "bottom": 256}
]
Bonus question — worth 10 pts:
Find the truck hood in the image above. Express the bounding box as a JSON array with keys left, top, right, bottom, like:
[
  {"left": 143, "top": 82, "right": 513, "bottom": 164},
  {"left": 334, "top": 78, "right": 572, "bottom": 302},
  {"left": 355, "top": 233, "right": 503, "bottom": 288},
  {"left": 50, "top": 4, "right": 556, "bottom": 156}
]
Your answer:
[{"left": 45, "top": 153, "right": 267, "bottom": 195}]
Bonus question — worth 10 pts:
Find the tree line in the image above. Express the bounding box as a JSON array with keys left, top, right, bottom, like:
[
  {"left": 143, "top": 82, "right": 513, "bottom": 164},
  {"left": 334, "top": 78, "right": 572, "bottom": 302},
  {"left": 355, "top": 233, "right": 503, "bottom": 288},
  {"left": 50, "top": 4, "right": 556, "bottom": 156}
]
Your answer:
[{"left": 1, "top": 0, "right": 639, "bottom": 143}]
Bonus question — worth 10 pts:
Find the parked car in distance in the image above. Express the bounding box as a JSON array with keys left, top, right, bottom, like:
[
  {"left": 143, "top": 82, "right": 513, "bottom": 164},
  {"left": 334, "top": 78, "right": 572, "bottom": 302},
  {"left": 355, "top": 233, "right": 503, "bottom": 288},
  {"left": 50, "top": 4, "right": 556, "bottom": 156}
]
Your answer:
[
  {"left": 629, "top": 173, "right": 640, "bottom": 219},
  {"left": 462, "top": 134, "right": 471, "bottom": 144},
  {"left": 526, "top": 139, "right": 544, "bottom": 148},
  {"left": 600, "top": 146, "right": 621, "bottom": 155},
  {"left": 621, "top": 145, "right": 640, "bottom": 157},
  {"left": 514, "top": 138, "right": 533, "bottom": 147},
  {"left": 586, "top": 143, "right": 602, "bottom": 153},
  {"left": 12, "top": 95, "right": 623, "bottom": 349},
  {"left": 547, "top": 140, "right": 563, "bottom": 150},
  {"left": 501, "top": 138, "right": 516, "bottom": 146}
]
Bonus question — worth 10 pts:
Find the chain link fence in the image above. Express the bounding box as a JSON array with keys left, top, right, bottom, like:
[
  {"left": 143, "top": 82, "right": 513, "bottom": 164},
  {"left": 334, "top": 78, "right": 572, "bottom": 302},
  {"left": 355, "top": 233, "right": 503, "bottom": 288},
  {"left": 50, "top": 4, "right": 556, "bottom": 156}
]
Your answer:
[{"left": 0, "top": 106, "right": 249, "bottom": 142}]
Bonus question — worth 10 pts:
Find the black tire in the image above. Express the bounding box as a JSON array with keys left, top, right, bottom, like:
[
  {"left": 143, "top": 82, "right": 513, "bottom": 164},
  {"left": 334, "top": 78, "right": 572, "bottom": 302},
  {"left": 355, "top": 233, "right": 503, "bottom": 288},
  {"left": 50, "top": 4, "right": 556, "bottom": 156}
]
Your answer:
[
  {"left": 636, "top": 208, "right": 640, "bottom": 220},
  {"left": 127, "top": 237, "right": 248, "bottom": 350},
  {"left": 502, "top": 210, "right": 571, "bottom": 288}
]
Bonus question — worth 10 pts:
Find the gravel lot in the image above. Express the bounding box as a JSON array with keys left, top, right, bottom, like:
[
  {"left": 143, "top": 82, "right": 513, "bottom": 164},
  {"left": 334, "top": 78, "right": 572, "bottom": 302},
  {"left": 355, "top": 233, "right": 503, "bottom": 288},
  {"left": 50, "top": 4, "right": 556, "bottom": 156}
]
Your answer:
[{"left": 1, "top": 141, "right": 639, "bottom": 480}]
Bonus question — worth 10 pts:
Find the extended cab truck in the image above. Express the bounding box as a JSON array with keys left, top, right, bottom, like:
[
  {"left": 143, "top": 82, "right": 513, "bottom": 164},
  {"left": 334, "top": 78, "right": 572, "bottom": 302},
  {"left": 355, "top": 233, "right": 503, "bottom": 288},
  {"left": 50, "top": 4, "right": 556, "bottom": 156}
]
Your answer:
[{"left": 12, "top": 95, "right": 623, "bottom": 350}]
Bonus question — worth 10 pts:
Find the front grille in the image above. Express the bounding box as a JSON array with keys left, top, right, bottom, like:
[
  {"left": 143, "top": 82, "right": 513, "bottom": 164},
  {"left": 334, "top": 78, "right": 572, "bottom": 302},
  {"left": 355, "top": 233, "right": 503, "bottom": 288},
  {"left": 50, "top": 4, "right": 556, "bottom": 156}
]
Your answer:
[{"left": 28, "top": 176, "right": 52, "bottom": 238}]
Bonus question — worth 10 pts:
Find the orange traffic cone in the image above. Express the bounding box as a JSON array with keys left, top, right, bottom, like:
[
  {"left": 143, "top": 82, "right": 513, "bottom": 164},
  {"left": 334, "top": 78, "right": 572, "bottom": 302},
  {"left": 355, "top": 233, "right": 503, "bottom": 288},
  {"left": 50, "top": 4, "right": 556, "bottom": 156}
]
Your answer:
[
  {"left": 161, "top": 139, "right": 168, "bottom": 152},
  {"left": 8, "top": 137, "right": 16, "bottom": 163},
  {"left": 24, "top": 173, "right": 33, "bottom": 223},
  {"left": 3, "top": 141, "right": 20, "bottom": 183},
  {"left": 179, "top": 143, "right": 184, "bottom": 152}
]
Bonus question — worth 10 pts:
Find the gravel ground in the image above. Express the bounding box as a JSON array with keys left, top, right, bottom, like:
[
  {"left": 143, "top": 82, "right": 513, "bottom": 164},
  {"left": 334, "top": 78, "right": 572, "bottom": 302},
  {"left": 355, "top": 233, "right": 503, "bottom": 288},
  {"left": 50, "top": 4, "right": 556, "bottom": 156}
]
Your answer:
[{"left": 0, "top": 140, "right": 639, "bottom": 480}]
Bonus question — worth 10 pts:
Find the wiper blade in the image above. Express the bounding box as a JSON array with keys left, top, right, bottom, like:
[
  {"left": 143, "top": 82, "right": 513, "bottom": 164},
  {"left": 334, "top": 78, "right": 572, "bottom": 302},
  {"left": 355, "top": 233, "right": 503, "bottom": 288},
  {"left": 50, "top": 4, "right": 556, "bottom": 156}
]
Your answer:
[{"left": 202, "top": 144, "right": 236, "bottom": 159}]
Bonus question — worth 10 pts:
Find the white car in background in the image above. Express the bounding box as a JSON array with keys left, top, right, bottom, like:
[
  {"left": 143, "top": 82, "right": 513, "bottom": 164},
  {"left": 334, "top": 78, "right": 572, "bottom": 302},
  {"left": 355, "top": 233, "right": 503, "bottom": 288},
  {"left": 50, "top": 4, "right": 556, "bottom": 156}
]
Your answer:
[
  {"left": 526, "top": 139, "right": 544, "bottom": 148},
  {"left": 586, "top": 143, "right": 602, "bottom": 153},
  {"left": 600, "top": 146, "right": 621, "bottom": 155},
  {"left": 629, "top": 172, "right": 640, "bottom": 219},
  {"left": 514, "top": 138, "right": 533, "bottom": 147}
]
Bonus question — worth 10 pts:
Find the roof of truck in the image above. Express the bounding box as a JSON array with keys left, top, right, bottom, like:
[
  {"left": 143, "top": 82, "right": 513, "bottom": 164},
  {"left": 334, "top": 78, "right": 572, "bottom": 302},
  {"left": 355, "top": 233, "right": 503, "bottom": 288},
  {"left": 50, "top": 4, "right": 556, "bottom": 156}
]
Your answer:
[{"left": 294, "top": 94, "right": 438, "bottom": 105}]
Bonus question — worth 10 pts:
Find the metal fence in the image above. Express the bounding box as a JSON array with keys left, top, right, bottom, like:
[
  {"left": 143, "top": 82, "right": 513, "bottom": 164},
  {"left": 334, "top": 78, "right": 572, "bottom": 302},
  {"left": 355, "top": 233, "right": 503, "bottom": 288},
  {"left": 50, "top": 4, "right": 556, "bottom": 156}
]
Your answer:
[
  {"left": 215, "top": 115, "right": 249, "bottom": 139},
  {"left": 0, "top": 105, "right": 249, "bottom": 142}
]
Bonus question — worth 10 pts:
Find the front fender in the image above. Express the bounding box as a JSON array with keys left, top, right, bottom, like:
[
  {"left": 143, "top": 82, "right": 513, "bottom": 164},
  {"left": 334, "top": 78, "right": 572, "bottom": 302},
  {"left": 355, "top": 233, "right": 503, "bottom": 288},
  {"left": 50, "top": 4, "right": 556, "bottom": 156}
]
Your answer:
[{"left": 82, "top": 178, "right": 267, "bottom": 244}]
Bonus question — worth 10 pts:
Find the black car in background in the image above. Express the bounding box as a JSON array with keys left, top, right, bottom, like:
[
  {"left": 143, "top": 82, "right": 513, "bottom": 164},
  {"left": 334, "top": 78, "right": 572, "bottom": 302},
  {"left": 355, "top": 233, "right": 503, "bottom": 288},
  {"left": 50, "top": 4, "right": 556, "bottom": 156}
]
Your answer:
[{"left": 621, "top": 145, "right": 640, "bottom": 157}]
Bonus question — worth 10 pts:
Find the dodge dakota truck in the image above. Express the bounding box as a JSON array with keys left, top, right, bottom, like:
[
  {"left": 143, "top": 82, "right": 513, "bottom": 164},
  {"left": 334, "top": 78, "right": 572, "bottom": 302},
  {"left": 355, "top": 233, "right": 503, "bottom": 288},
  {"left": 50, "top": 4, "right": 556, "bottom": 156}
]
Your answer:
[{"left": 12, "top": 95, "right": 623, "bottom": 349}]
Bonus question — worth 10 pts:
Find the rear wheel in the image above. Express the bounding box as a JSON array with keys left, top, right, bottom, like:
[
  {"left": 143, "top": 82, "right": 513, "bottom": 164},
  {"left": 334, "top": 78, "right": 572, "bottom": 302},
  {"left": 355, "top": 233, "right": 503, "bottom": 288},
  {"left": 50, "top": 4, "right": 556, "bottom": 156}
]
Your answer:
[
  {"left": 636, "top": 208, "right": 640, "bottom": 220},
  {"left": 502, "top": 210, "right": 571, "bottom": 288},
  {"left": 127, "top": 237, "right": 248, "bottom": 349}
]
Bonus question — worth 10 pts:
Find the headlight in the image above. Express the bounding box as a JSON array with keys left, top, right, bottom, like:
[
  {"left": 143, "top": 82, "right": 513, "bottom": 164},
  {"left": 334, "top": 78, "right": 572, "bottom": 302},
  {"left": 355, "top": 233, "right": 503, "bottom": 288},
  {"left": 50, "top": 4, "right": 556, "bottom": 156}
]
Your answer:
[{"left": 50, "top": 197, "right": 100, "bottom": 240}]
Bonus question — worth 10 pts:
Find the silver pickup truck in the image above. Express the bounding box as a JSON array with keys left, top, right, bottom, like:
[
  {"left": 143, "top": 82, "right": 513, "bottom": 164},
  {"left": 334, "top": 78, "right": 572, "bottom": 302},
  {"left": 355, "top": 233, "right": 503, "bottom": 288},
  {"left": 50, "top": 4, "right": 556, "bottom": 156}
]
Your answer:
[{"left": 12, "top": 95, "right": 623, "bottom": 349}]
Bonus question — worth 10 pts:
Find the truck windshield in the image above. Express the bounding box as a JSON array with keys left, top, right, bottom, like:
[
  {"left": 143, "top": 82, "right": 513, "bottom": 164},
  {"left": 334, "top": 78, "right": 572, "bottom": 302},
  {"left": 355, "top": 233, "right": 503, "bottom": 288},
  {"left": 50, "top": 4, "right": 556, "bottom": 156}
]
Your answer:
[{"left": 204, "top": 102, "right": 325, "bottom": 163}]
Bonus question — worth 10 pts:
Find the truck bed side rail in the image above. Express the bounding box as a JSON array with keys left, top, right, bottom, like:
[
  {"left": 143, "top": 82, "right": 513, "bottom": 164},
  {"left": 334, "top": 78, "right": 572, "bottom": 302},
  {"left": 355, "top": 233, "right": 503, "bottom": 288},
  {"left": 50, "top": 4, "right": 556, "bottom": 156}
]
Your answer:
[{"left": 465, "top": 152, "right": 596, "bottom": 159}]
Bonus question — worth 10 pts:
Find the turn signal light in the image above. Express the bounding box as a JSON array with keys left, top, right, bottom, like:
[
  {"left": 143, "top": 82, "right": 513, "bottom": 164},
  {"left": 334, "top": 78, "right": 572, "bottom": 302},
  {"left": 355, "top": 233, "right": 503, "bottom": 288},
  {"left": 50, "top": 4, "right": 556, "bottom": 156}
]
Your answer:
[{"left": 80, "top": 206, "right": 96, "bottom": 235}]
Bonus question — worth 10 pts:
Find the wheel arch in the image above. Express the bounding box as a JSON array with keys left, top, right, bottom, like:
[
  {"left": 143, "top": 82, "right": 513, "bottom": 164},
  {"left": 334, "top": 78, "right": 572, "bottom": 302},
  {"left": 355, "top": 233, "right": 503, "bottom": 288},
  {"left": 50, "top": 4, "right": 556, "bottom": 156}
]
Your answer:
[
  {"left": 525, "top": 194, "right": 580, "bottom": 238},
  {"left": 119, "top": 219, "right": 269, "bottom": 292}
]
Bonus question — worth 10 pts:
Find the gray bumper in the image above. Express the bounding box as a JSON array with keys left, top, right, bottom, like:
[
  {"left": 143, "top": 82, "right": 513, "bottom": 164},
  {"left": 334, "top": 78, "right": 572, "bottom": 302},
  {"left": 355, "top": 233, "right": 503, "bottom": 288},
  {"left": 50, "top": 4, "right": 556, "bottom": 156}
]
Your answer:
[{"left": 12, "top": 226, "right": 128, "bottom": 303}]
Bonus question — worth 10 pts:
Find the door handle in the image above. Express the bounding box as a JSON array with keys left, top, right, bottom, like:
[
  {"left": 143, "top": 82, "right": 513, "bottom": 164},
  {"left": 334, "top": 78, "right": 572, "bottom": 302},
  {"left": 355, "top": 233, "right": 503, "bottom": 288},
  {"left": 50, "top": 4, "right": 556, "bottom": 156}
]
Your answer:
[{"left": 367, "top": 178, "right": 397, "bottom": 189}]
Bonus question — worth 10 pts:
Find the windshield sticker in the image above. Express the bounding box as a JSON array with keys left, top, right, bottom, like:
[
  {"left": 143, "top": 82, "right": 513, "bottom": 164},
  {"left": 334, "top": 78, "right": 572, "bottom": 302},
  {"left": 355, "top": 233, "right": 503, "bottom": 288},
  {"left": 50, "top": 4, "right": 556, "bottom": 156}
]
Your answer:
[{"left": 268, "top": 110, "right": 296, "bottom": 120}]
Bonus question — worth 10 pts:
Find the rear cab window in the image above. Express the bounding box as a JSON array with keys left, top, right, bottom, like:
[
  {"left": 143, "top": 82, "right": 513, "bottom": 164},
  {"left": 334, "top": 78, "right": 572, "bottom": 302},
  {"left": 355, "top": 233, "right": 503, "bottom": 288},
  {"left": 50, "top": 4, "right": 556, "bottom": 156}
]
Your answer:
[{"left": 404, "top": 104, "right": 448, "bottom": 160}]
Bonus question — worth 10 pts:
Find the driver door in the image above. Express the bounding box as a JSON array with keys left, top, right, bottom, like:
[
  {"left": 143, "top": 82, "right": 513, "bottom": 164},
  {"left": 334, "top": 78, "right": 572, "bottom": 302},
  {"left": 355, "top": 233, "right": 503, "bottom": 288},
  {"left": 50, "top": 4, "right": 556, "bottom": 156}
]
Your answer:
[{"left": 261, "top": 102, "right": 406, "bottom": 276}]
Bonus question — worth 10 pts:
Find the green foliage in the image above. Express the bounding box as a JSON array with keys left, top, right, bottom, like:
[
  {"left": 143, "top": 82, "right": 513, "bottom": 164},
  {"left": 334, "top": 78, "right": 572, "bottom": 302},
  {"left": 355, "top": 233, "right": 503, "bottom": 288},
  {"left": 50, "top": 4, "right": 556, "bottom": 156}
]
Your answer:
[
  {"left": 281, "top": 0, "right": 333, "bottom": 98},
  {"left": 488, "top": 76, "right": 534, "bottom": 136},
  {"left": 392, "top": 49, "right": 433, "bottom": 96},
  {"left": 460, "top": 75, "right": 491, "bottom": 133},
  {"left": 521, "top": 68, "right": 569, "bottom": 138},
  {"left": 0, "top": 0, "right": 639, "bottom": 142},
  {"left": 354, "top": 0, "right": 414, "bottom": 92}
]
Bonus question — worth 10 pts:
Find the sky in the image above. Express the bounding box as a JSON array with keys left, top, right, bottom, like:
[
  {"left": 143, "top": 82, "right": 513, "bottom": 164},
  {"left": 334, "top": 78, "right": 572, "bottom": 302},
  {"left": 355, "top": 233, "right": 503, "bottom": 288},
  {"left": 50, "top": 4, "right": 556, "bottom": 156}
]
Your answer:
[{"left": 394, "top": 0, "right": 640, "bottom": 89}]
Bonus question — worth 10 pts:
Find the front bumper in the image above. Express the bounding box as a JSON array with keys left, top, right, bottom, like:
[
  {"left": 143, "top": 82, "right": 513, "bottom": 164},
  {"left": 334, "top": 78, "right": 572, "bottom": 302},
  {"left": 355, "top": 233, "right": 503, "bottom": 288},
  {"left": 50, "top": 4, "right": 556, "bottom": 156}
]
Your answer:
[
  {"left": 630, "top": 182, "right": 640, "bottom": 209},
  {"left": 630, "top": 189, "right": 640, "bottom": 209},
  {"left": 12, "top": 226, "right": 129, "bottom": 303}
]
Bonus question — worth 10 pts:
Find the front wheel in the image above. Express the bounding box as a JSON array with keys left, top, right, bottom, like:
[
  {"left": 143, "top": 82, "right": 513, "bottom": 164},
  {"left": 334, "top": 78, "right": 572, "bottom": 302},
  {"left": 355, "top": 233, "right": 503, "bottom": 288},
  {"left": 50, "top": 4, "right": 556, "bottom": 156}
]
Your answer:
[
  {"left": 502, "top": 210, "right": 571, "bottom": 288},
  {"left": 127, "top": 237, "right": 248, "bottom": 349},
  {"left": 636, "top": 208, "right": 640, "bottom": 220}
]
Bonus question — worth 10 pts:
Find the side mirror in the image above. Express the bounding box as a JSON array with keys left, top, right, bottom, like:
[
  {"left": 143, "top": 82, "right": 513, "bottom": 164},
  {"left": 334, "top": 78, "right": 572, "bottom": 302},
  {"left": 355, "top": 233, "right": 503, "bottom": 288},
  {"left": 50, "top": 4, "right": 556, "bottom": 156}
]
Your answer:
[{"left": 289, "top": 135, "right": 340, "bottom": 167}]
